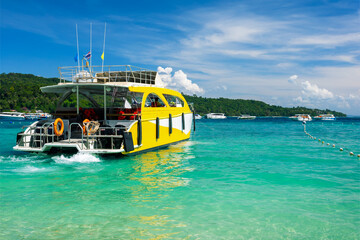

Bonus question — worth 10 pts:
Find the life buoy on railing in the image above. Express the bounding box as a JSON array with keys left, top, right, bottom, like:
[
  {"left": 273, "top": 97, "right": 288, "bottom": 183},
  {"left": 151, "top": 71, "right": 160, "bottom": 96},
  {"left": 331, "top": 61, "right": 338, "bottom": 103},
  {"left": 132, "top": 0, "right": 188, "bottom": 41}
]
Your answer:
[
  {"left": 83, "top": 120, "right": 100, "bottom": 135},
  {"left": 83, "top": 119, "right": 90, "bottom": 134},
  {"left": 54, "top": 118, "right": 64, "bottom": 136}
]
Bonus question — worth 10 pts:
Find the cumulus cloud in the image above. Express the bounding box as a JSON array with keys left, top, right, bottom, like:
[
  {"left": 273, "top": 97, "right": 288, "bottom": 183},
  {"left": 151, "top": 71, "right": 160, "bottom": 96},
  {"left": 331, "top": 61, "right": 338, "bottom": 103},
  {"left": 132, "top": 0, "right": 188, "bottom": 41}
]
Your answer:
[
  {"left": 289, "top": 78, "right": 360, "bottom": 112},
  {"left": 300, "top": 81, "right": 334, "bottom": 99},
  {"left": 157, "top": 66, "right": 204, "bottom": 94}
]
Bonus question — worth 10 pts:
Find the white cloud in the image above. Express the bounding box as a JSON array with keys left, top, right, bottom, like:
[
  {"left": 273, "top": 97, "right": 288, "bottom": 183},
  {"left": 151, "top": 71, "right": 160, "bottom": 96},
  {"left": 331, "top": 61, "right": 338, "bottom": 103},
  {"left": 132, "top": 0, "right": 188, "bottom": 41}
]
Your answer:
[
  {"left": 182, "top": 19, "right": 271, "bottom": 48},
  {"left": 300, "top": 81, "right": 334, "bottom": 100},
  {"left": 291, "top": 33, "right": 360, "bottom": 47},
  {"left": 289, "top": 78, "right": 360, "bottom": 114},
  {"left": 157, "top": 66, "right": 204, "bottom": 94},
  {"left": 277, "top": 63, "right": 297, "bottom": 69},
  {"left": 288, "top": 75, "right": 298, "bottom": 83}
]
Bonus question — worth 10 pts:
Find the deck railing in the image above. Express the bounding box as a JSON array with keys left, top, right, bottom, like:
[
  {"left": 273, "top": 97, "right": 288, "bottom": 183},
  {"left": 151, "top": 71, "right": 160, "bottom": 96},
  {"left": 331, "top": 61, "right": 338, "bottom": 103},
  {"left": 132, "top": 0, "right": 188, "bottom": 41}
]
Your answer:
[
  {"left": 58, "top": 65, "right": 157, "bottom": 85},
  {"left": 18, "top": 124, "right": 126, "bottom": 151}
]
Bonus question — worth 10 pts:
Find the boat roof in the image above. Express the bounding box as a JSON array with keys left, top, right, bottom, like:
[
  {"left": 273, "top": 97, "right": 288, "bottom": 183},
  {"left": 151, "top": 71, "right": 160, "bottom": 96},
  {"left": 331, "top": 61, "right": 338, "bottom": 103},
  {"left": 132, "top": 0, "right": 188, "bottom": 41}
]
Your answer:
[
  {"left": 41, "top": 65, "right": 188, "bottom": 99},
  {"left": 56, "top": 65, "right": 164, "bottom": 86}
]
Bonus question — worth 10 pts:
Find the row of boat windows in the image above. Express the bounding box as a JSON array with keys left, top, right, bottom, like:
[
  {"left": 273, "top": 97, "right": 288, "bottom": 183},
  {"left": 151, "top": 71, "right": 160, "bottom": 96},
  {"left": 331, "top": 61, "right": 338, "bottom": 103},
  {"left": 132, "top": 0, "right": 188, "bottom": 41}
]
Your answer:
[
  {"left": 145, "top": 94, "right": 184, "bottom": 108},
  {"left": 59, "top": 91, "right": 184, "bottom": 109}
]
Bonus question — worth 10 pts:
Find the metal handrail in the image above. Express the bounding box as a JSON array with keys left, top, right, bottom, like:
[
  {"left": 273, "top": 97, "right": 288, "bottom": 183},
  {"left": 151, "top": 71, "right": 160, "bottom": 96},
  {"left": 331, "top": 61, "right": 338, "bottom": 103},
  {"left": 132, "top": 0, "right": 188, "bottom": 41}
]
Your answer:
[
  {"left": 57, "top": 65, "right": 157, "bottom": 84},
  {"left": 17, "top": 122, "right": 131, "bottom": 151},
  {"left": 69, "top": 123, "right": 84, "bottom": 150}
]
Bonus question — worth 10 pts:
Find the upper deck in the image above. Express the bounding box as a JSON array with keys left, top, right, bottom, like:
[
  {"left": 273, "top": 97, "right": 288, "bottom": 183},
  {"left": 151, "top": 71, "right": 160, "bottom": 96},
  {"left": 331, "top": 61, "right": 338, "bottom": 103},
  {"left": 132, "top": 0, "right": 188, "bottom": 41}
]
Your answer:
[{"left": 58, "top": 65, "right": 160, "bottom": 86}]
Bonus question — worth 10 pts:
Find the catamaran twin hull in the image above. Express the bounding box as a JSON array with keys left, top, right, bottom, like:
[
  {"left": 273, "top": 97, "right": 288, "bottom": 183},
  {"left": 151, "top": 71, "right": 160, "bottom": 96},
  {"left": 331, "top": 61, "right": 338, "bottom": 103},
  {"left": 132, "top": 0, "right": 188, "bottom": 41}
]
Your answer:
[{"left": 14, "top": 66, "right": 194, "bottom": 155}]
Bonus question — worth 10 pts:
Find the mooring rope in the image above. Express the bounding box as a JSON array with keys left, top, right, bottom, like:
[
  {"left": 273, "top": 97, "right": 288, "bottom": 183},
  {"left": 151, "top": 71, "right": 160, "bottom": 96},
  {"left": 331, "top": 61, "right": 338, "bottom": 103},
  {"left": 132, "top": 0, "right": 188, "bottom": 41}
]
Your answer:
[{"left": 302, "top": 122, "right": 359, "bottom": 158}]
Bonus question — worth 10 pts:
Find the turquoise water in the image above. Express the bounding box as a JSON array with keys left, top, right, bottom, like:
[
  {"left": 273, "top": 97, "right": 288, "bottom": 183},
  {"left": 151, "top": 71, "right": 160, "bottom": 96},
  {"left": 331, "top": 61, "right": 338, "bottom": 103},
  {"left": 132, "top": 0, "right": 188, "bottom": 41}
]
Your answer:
[{"left": 1, "top": 118, "right": 359, "bottom": 239}]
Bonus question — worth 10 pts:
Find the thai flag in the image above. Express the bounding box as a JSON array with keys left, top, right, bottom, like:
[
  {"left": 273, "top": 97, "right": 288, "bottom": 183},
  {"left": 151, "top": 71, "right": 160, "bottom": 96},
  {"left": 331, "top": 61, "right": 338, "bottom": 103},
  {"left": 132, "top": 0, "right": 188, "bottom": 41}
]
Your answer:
[{"left": 84, "top": 51, "right": 91, "bottom": 60}]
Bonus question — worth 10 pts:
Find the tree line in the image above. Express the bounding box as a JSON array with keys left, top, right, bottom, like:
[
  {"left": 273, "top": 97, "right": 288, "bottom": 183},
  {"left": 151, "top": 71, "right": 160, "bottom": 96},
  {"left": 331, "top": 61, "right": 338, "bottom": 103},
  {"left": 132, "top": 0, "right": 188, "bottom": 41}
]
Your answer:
[
  {"left": 183, "top": 95, "right": 346, "bottom": 117},
  {"left": 0, "top": 73, "right": 346, "bottom": 117}
]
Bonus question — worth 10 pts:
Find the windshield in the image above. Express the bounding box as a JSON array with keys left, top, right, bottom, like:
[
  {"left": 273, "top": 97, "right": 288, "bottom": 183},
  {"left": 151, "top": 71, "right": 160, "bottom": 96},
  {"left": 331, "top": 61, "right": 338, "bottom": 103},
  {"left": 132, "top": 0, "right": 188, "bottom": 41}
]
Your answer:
[{"left": 56, "top": 86, "right": 143, "bottom": 110}]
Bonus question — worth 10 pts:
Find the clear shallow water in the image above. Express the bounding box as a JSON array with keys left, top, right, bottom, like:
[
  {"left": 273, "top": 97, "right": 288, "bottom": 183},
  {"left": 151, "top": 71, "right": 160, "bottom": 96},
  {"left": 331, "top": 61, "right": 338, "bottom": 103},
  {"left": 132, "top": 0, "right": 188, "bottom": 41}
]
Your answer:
[{"left": 0, "top": 118, "right": 359, "bottom": 239}]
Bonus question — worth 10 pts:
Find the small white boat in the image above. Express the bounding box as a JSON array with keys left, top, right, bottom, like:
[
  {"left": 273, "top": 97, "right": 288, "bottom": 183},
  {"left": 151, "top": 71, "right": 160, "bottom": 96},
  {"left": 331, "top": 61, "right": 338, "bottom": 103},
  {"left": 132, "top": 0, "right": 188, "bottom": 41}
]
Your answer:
[
  {"left": 25, "top": 111, "right": 52, "bottom": 120},
  {"left": 237, "top": 115, "right": 256, "bottom": 120},
  {"left": 206, "top": 113, "right": 226, "bottom": 119},
  {"left": 289, "top": 114, "right": 312, "bottom": 121},
  {"left": 194, "top": 114, "right": 202, "bottom": 119},
  {"left": 0, "top": 112, "right": 25, "bottom": 120},
  {"left": 314, "top": 114, "right": 336, "bottom": 121}
]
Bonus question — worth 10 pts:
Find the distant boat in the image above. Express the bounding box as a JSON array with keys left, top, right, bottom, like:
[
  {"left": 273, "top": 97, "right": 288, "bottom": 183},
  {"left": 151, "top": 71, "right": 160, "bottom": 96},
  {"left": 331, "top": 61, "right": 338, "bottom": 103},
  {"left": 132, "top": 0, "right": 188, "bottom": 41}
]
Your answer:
[
  {"left": 289, "top": 114, "right": 312, "bottom": 121},
  {"left": 314, "top": 114, "right": 336, "bottom": 121},
  {"left": 237, "top": 114, "right": 256, "bottom": 120},
  {"left": 206, "top": 113, "right": 227, "bottom": 119},
  {"left": 194, "top": 114, "right": 202, "bottom": 119},
  {"left": 25, "top": 112, "right": 52, "bottom": 120},
  {"left": 0, "top": 112, "right": 25, "bottom": 120}
]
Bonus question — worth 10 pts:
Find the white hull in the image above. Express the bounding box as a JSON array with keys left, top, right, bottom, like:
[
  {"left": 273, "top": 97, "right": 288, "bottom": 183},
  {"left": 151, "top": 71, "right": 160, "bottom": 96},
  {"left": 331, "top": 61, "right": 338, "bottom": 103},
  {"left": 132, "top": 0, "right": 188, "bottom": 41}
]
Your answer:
[
  {"left": 0, "top": 112, "right": 25, "bottom": 120},
  {"left": 238, "top": 115, "right": 256, "bottom": 120},
  {"left": 206, "top": 113, "right": 226, "bottom": 119},
  {"left": 314, "top": 115, "right": 335, "bottom": 121},
  {"left": 289, "top": 114, "right": 312, "bottom": 121}
]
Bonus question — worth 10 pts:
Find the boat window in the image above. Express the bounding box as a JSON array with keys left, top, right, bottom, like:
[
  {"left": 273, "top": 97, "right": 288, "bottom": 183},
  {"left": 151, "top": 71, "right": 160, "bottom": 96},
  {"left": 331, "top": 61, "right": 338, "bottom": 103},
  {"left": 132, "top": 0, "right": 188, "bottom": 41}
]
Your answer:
[
  {"left": 106, "top": 88, "right": 143, "bottom": 109},
  {"left": 163, "top": 94, "right": 184, "bottom": 107},
  {"left": 57, "top": 87, "right": 143, "bottom": 110},
  {"left": 145, "top": 93, "right": 166, "bottom": 107},
  {"left": 59, "top": 92, "right": 99, "bottom": 108}
]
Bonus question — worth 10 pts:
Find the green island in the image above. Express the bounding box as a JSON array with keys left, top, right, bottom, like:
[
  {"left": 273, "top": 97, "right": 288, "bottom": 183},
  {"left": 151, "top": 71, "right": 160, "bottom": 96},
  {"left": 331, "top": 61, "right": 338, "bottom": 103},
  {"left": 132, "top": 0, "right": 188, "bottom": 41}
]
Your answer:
[{"left": 0, "top": 73, "right": 346, "bottom": 117}]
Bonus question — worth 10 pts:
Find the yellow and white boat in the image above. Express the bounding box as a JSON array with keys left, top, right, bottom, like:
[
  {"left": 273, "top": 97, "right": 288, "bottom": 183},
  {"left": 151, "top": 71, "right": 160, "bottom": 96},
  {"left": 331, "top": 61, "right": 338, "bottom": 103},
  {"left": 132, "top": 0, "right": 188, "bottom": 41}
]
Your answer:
[{"left": 14, "top": 65, "right": 194, "bottom": 155}]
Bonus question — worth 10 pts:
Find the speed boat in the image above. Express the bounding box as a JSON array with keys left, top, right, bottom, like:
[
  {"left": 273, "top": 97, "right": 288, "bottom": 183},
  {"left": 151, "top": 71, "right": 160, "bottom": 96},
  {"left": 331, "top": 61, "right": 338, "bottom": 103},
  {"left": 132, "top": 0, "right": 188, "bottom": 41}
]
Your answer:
[
  {"left": 206, "top": 113, "right": 226, "bottom": 119},
  {"left": 0, "top": 112, "right": 25, "bottom": 120},
  {"left": 237, "top": 115, "right": 256, "bottom": 120},
  {"left": 313, "top": 114, "right": 336, "bottom": 121},
  {"left": 289, "top": 114, "right": 312, "bottom": 121},
  {"left": 14, "top": 65, "right": 194, "bottom": 155}
]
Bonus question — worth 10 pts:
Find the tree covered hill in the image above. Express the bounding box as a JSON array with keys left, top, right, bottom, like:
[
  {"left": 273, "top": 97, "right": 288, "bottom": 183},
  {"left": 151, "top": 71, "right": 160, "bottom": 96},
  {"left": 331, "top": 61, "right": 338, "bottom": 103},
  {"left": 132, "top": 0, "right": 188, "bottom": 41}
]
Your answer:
[
  {"left": 0, "top": 73, "right": 59, "bottom": 112},
  {"left": 183, "top": 95, "right": 346, "bottom": 117},
  {"left": 0, "top": 73, "right": 346, "bottom": 116}
]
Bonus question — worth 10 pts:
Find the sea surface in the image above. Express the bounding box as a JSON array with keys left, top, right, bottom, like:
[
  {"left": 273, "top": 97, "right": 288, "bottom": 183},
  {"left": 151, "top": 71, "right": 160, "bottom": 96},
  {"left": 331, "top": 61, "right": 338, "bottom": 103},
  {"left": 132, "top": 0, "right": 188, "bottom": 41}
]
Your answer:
[{"left": 1, "top": 118, "right": 359, "bottom": 239}]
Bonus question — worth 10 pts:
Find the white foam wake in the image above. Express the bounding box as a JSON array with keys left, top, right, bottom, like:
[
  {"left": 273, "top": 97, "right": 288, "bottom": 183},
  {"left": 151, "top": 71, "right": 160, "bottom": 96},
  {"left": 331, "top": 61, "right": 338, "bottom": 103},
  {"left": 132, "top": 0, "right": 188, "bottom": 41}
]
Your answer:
[
  {"left": 0, "top": 155, "right": 45, "bottom": 163},
  {"left": 14, "top": 165, "right": 50, "bottom": 173},
  {"left": 52, "top": 152, "right": 101, "bottom": 164}
]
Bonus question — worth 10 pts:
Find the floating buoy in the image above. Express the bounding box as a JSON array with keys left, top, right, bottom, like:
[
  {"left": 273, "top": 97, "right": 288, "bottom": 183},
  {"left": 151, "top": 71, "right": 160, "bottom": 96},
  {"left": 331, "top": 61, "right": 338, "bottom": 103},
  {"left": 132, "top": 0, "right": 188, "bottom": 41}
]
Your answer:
[
  {"left": 340, "top": 148, "right": 343, "bottom": 151},
  {"left": 322, "top": 141, "right": 324, "bottom": 144},
  {"left": 349, "top": 152, "right": 354, "bottom": 156}
]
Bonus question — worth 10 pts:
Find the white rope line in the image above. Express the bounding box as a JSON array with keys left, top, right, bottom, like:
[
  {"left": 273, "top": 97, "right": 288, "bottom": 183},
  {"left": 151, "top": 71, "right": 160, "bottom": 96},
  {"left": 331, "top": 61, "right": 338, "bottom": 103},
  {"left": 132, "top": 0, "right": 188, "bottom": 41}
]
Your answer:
[{"left": 302, "top": 122, "right": 359, "bottom": 158}]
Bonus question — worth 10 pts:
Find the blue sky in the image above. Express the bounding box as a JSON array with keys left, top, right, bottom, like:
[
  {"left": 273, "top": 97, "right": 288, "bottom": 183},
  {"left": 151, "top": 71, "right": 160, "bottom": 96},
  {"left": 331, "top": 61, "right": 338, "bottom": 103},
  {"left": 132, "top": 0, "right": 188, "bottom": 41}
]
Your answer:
[{"left": 1, "top": 0, "right": 359, "bottom": 114}]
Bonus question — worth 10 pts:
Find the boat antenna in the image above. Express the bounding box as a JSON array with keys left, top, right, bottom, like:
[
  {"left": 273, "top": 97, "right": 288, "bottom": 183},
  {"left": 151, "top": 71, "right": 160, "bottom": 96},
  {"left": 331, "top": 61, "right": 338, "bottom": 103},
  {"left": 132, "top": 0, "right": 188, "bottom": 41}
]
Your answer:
[
  {"left": 101, "top": 22, "right": 107, "bottom": 72},
  {"left": 76, "top": 24, "right": 80, "bottom": 73},
  {"left": 90, "top": 22, "right": 92, "bottom": 75}
]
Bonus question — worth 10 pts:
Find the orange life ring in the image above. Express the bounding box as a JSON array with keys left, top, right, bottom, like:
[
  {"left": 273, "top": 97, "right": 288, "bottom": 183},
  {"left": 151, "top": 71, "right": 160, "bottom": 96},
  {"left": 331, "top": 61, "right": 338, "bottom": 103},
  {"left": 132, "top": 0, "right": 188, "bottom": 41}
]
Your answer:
[
  {"left": 83, "top": 119, "right": 90, "bottom": 134},
  {"left": 54, "top": 118, "right": 64, "bottom": 136}
]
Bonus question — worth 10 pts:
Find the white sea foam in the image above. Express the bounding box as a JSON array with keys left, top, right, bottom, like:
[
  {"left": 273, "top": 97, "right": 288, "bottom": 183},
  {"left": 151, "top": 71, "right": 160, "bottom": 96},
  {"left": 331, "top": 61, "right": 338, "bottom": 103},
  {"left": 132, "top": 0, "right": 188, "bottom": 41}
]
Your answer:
[
  {"left": 52, "top": 153, "right": 101, "bottom": 164},
  {"left": 14, "top": 165, "right": 49, "bottom": 173},
  {"left": 0, "top": 155, "right": 45, "bottom": 163}
]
